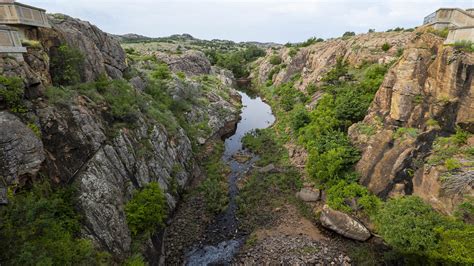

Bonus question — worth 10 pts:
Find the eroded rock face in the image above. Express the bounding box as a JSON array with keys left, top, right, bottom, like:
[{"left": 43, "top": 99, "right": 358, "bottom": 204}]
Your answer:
[
  {"left": 156, "top": 50, "right": 211, "bottom": 76},
  {"left": 320, "top": 205, "right": 371, "bottom": 241},
  {"left": 40, "top": 14, "right": 127, "bottom": 81},
  {"left": 0, "top": 112, "right": 44, "bottom": 186},
  {"left": 349, "top": 32, "right": 474, "bottom": 214}
]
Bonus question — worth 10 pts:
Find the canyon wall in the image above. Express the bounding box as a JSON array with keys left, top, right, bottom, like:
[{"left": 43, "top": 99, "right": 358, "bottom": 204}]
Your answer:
[{"left": 0, "top": 14, "right": 240, "bottom": 260}]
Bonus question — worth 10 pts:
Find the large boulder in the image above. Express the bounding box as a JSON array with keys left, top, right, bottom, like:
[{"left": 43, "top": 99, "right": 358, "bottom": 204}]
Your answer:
[
  {"left": 320, "top": 205, "right": 371, "bottom": 241},
  {"left": 0, "top": 112, "right": 44, "bottom": 186},
  {"left": 296, "top": 187, "right": 320, "bottom": 202}
]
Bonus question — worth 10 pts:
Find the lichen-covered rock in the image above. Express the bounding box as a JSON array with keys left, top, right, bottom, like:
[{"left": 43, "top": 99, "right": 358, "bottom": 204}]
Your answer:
[
  {"left": 0, "top": 112, "right": 44, "bottom": 186},
  {"left": 320, "top": 205, "right": 371, "bottom": 241}
]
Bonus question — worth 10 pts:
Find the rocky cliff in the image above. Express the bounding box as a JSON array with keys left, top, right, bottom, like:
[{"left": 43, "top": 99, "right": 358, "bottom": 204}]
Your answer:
[
  {"left": 254, "top": 29, "right": 473, "bottom": 216},
  {"left": 252, "top": 32, "right": 412, "bottom": 90},
  {"left": 349, "top": 31, "right": 473, "bottom": 214},
  {"left": 0, "top": 14, "right": 240, "bottom": 261}
]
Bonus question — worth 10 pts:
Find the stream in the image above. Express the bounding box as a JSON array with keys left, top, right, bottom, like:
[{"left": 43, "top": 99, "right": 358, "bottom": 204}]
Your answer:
[{"left": 185, "top": 91, "right": 275, "bottom": 265}]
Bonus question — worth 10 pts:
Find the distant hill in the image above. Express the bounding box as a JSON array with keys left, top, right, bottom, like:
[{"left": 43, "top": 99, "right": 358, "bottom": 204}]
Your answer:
[{"left": 115, "top": 33, "right": 281, "bottom": 48}]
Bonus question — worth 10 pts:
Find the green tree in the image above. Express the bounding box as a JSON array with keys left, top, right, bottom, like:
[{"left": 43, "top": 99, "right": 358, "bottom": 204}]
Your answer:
[{"left": 125, "top": 182, "right": 167, "bottom": 236}]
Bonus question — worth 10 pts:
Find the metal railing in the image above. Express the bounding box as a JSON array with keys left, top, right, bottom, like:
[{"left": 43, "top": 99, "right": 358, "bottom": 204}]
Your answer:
[{"left": 424, "top": 11, "right": 437, "bottom": 25}]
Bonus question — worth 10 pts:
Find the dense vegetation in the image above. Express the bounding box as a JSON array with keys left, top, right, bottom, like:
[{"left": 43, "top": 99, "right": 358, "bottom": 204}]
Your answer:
[
  {"left": 0, "top": 181, "right": 105, "bottom": 265},
  {"left": 0, "top": 75, "right": 26, "bottom": 113},
  {"left": 50, "top": 45, "right": 84, "bottom": 86},
  {"left": 206, "top": 45, "right": 265, "bottom": 78},
  {"left": 125, "top": 182, "right": 167, "bottom": 237},
  {"left": 198, "top": 142, "right": 230, "bottom": 214}
]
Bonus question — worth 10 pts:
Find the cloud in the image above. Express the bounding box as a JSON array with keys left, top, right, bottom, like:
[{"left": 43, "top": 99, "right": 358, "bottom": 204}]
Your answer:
[{"left": 21, "top": 0, "right": 474, "bottom": 43}]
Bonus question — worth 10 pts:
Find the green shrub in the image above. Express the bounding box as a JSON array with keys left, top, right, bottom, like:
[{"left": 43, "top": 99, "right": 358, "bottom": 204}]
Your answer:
[
  {"left": 393, "top": 127, "right": 419, "bottom": 140},
  {"left": 444, "top": 158, "right": 461, "bottom": 171},
  {"left": 269, "top": 55, "right": 282, "bottom": 65},
  {"left": 274, "top": 82, "right": 307, "bottom": 111},
  {"left": 430, "top": 226, "right": 474, "bottom": 264},
  {"left": 0, "top": 181, "right": 98, "bottom": 265},
  {"left": 298, "top": 37, "right": 323, "bottom": 47},
  {"left": 124, "top": 253, "right": 147, "bottom": 266},
  {"left": 267, "top": 65, "right": 281, "bottom": 82},
  {"left": 125, "top": 182, "right": 167, "bottom": 236},
  {"left": 27, "top": 122, "right": 41, "bottom": 137},
  {"left": 342, "top": 31, "right": 356, "bottom": 37},
  {"left": 454, "top": 198, "right": 474, "bottom": 223},
  {"left": 50, "top": 44, "right": 84, "bottom": 86},
  {"left": 307, "top": 145, "right": 359, "bottom": 187},
  {"left": 375, "top": 196, "right": 474, "bottom": 264},
  {"left": 428, "top": 27, "right": 449, "bottom": 38},
  {"left": 100, "top": 80, "right": 140, "bottom": 122},
  {"left": 0, "top": 75, "right": 24, "bottom": 112},
  {"left": 151, "top": 63, "right": 172, "bottom": 80},
  {"left": 381, "top": 42, "right": 391, "bottom": 52},
  {"left": 426, "top": 118, "right": 439, "bottom": 128},
  {"left": 321, "top": 58, "right": 348, "bottom": 85},
  {"left": 199, "top": 143, "right": 229, "bottom": 214},
  {"left": 243, "top": 128, "right": 288, "bottom": 166},
  {"left": 427, "top": 129, "right": 470, "bottom": 166},
  {"left": 375, "top": 196, "right": 443, "bottom": 255},
  {"left": 327, "top": 180, "right": 381, "bottom": 216},
  {"left": 452, "top": 40, "right": 474, "bottom": 53},
  {"left": 291, "top": 106, "right": 311, "bottom": 131},
  {"left": 356, "top": 123, "right": 376, "bottom": 136},
  {"left": 288, "top": 47, "right": 299, "bottom": 57},
  {"left": 396, "top": 48, "right": 404, "bottom": 57}
]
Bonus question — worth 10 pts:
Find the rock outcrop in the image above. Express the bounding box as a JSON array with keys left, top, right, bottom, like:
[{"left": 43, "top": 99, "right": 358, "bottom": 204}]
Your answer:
[
  {"left": 252, "top": 32, "right": 413, "bottom": 91},
  {"left": 0, "top": 112, "right": 44, "bottom": 187},
  {"left": 349, "top": 32, "right": 474, "bottom": 214},
  {"left": 320, "top": 205, "right": 371, "bottom": 241},
  {"left": 156, "top": 50, "right": 212, "bottom": 76},
  {"left": 39, "top": 14, "right": 127, "bottom": 82}
]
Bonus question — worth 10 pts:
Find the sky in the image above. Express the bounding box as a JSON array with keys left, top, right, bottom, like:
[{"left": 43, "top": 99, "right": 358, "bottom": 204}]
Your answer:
[{"left": 23, "top": 0, "right": 474, "bottom": 43}]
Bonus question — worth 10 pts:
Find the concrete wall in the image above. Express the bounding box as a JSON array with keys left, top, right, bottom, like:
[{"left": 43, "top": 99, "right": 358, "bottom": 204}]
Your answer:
[
  {"left": 433, "top": 8, "right": 473, "bottom": 27},
  {"left": 0, "top": 3, "right": 49, "bottom": 28},
  {"left": 0, "top": 26, "right": 26, "bottom": 53},
  {"left": 445, "top": 26, "right": 474, "bottom": 44}
]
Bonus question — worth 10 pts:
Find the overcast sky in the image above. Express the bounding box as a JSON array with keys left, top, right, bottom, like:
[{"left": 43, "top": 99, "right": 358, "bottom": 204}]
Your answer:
[{"left": 22, "top": 0, "right": 473, "bottom": 43}]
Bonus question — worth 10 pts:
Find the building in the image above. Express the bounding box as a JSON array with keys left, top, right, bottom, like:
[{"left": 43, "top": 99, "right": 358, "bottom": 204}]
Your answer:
[
  {"left": 0, "top": 24, "right": 25, "bottom": 53},
  {"left": 0, "top": 0, "right": 50, "bottom": 55},
  {"left": 423, "top": 8, "right": 474, "bottom": 44}
]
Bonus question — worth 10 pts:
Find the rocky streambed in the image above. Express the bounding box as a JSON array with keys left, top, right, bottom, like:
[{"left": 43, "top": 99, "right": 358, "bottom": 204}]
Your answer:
[{"left": 164, "top": 90, "right": 275, "bottom": 264}]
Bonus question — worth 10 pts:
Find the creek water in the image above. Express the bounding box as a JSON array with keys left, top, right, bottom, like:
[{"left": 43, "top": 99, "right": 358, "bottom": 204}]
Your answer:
[{"left": 185, "top": 91, "right": 275, "bottom": 265}]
